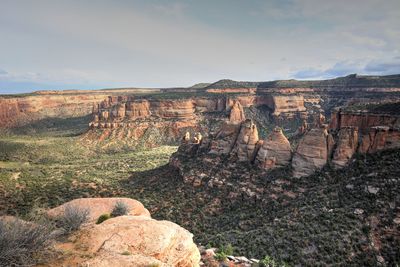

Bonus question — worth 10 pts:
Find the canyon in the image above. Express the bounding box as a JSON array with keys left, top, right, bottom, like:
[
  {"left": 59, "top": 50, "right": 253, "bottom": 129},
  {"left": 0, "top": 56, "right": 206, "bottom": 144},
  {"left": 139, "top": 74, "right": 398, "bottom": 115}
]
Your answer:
[
  {"left": 3, "top": 74, "right": 400, "bottom": 142},
  {"left": 1, "top": 74, "right": 400, "bottom": 266},
  {"left": 171, "top": 102, "right": 400, "bottom": 189}
]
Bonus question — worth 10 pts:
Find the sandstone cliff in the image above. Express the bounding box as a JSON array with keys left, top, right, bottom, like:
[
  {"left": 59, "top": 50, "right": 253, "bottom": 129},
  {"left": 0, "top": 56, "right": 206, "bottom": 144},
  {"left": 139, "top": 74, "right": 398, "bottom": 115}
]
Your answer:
[
  {"left": 330, "top": 105, "right": 400, "bottom": 155},
  {"left": 0, "top": 94, "right": 110, "bottom": 128},
  {"left": 255, "top": 126, "right": 292, "bottom": 169},
  {"left": 331, "top": 127, "right": 359, "bottom": 168},
  {"left": 229, "top": 100, "right": 246, "bottom": 123},
  {"left": 292, "top": 126, "right": 329, "bottom": 178},
  {"left": 171, "top": 103, "right": 400, "bottom": 182},
  {"left": 232, "top": 119, "right": 259, "bottom": 161}
]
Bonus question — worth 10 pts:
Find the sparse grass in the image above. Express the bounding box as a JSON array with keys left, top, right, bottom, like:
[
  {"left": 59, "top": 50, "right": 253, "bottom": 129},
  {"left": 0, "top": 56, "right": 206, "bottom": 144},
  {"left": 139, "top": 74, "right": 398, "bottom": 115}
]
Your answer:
[
  {"left": 96, "top": 213, "right": 111, "bottom": 224},
  {"left": 55, "top": 205, "right": 90, "bottom": 234},
  {"left": 0, "top": 218, "right": 54, "bottom": 266},
  {"left": 111, "top": 201, "right": 130, "bottom": 217}
]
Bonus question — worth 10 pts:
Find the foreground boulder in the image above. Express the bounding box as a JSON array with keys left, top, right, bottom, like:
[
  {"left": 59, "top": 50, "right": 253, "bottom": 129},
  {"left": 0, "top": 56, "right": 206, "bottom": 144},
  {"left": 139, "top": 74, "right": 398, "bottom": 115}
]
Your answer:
[
  {"left": 78, "top": 216, "right": 200, "bottom": 267},
  {"left": 46, "top": 198, "right": 200, "bottom": 267},
  {"left": 46, "top": 197, "right": 151, "bottom": 222}
]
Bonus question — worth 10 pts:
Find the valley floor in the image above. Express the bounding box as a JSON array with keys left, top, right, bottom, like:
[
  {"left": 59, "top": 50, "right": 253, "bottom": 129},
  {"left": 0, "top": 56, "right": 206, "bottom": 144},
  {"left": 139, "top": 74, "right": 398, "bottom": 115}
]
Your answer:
[{"left": 1, "top": 131, "right": 399, "bottom": 266}]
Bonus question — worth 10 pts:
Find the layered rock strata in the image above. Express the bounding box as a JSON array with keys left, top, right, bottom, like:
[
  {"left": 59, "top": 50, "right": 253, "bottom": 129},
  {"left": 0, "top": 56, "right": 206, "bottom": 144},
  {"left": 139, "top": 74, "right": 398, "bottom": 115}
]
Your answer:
[
  {"left": 331, "top": 127, "right": 359, "bottom": 168},
  {"left": 291, "top": 126, "right": 329, "bottom": 178},
  {"left": 255, "top": 127, "right": 292, "bottom": 169},
  {"left": 171, "top": 106, "right": 400, "bottom": 183}
]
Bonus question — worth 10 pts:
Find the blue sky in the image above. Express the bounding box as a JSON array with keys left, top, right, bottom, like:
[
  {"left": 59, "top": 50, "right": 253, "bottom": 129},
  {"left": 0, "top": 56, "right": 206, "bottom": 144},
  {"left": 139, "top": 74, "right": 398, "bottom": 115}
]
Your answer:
[{"left": 0, "top": 0, "right": 399, "bottom": 93}]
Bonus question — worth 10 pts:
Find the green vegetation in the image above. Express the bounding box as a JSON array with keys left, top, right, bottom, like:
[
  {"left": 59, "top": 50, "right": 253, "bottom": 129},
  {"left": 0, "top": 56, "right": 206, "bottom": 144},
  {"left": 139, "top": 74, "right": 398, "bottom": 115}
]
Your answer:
[
  {"left": 205, "top": 74, "right": 400, "bottom": 90},
  {"left": 96, "top": 213, "right": 111, "bottom": 224},
  {"left": 0, "top": 133, "right": 177, "bottom": 215},
  {"left": 343, "top": 101, "right": 400, "bottom": 115},
  {"left": 259, "top": 255, "right": 289, "bottom": 267},
  {"left": 1, "top": 123, "right": 399, "bottom": 265},
  {"left": 214, "top": 244, "right": 234, "bottom": 261}
]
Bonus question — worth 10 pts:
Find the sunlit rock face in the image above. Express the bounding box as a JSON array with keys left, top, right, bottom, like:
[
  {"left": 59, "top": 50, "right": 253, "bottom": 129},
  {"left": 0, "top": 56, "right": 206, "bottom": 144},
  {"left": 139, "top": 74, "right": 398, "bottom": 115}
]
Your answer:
[
  {"left": 331, "top": 127, "right": 359, "bottom": 168},
  {"left": 232, "top": 119, "right": 259, "bottom": 162},
  {"left": 229, "top": 100, "right": 246, "bottom": 123},
  {"left": 292, "top": 126, "right": 329, "bottom": 178},
  {"left": 44, "top": 198, "right": 201, "bottom": 267},
  {"left": 255, "top": 127, "right": 291, "bottom": 170}
]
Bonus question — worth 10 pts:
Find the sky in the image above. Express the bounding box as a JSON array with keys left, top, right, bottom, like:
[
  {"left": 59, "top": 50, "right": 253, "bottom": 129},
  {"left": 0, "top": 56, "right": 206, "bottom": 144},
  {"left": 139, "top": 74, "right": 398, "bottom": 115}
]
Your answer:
[{"left": 0, "top": 0, "right": 399, "bottom": 94}]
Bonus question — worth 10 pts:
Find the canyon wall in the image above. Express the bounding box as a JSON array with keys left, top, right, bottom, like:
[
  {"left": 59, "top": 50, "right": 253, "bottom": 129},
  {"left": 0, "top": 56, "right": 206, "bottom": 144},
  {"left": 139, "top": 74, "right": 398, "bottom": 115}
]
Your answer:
[
  {"left": 0, "top": 94, "right": 111, "bottom": 128},
  {"left": 171, "top": 103, "right": 400, "bottom": 184}
]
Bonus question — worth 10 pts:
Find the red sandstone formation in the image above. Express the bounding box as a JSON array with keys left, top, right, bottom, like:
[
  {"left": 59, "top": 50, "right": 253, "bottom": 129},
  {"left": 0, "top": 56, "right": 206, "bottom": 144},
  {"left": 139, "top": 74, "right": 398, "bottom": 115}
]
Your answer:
[
  {"left": 255, "top": 127, "right": 291, "bottom": 169},
  {"left": 171, "top": 103, "right": 400, "bottom": 182},
  {"left": 229, "top": 100, "right": 246, "bottom": 123},
  {"left": 358, "top": 126, "right": 400, "bottom": 153},
  {"left": 292, "top": 126, "right": 329, "bottom": 178},
  {"left": 329, "top": 109, "right": 400, "bottom": 133},
  {"left": 331, "top": 127, "right": 359, "bottom": 168},
  {"left": 0, "top": 94, "right": 110, "bottom": 128},
  {"left": 232, "top": 119, "right": 259, "bottom": 161},
  {"left": 209, "top": 122, "right": 242, "bottom": 155}
]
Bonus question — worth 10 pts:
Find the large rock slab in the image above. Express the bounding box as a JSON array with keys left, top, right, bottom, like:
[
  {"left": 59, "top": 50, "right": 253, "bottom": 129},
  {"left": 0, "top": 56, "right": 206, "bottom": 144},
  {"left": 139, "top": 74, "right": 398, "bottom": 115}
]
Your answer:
[
  {"left": 229, "top": 100, "right": 246, "bottom": 123},
  {"left": 232, "top": 119, "right": 259, "bottom": 161},
  {"left": 256, "top": 127, "right": 291, "bottom": 169},
  {"left": 209, "top": 122, "right": 241, "bottom": 155},
  {"left": 59, "top": 215, "right": 200, "bottom": 267},
  {"left": 332, "top": 127, "right": 359, "bottom": 168},
  {"left": 292, "top": 127, "right": 328, "bottom": 178}
]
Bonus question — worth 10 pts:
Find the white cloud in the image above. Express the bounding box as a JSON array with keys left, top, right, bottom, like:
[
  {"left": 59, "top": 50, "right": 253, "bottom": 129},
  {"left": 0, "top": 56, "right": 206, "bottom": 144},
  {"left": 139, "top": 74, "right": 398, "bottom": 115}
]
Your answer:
[{"left": 0, "top": 0, "right": 399, "bottom": 90}]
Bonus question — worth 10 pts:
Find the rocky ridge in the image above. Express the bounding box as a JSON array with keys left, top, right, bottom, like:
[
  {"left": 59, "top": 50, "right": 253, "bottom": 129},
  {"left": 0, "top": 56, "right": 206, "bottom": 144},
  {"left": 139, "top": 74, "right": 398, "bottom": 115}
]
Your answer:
[{"left": 171, "top": 103, "right": 400, "bottom": 190}]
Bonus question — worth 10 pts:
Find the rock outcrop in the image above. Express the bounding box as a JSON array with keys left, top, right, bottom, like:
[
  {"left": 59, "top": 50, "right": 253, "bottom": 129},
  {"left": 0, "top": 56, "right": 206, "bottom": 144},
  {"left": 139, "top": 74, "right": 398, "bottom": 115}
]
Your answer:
[
  {"left": 330, "top": 106, "right": 400, "bottom": 155},
  {"left": 330, "top": 108, "right": 400, "bottom": 133},
  {"left": 292, "top": 126, "right": 329, "bottom": 178},
  {"left": 272, "top": 95, "right": 307, "bottom": 116},
  {"left": 78, "top": 216, "right": 200, "bottom": 267},
  {"left": 358, "top": 126, "right": 400, "bottom": 153},
  {"left": 0, "top": 93, "right": 110, "bottom": 128},
  {"left": 232, "top": 119, "right": 259, "bottom": 161},
  {"left": 229, "top": 100, "right": 246, "bottom": 123},
  {"left": 209, "top": 122, "right": 242, "bottom": 155},
  {"left": 331, "top": 127, "right": 359, "bottom": 168},
  {"left": 46, "top": 198, "right": 200, "bottom": 267},
  {"left": 255, "top": 127, "right": 291, "bottom": 169}
]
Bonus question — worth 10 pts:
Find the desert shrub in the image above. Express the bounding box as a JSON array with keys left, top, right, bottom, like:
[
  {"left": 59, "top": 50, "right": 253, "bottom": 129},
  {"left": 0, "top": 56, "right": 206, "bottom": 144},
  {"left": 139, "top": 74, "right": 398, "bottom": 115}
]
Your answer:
[
  {"left": 0, "top": 219, "right": 54, "bottom": 266},
  {"left": 111, "top": 201, "right": 130, "bottom": 217},
  {"left": 259, "top": 255, "right": 289, "bottom": 267},
  {"left": 56, "top": 204, "right": 90, "bottom": 233},
  {"left": 214, "top": 251, "right": 227, "bottom": 261},
  {"left": 96, "top": 213, "right": 111, "bottom": 224},
  {"left": 214, "top": 243, "right": 234, "bottom": 261}
]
